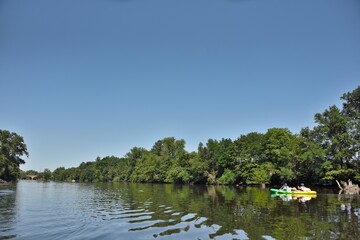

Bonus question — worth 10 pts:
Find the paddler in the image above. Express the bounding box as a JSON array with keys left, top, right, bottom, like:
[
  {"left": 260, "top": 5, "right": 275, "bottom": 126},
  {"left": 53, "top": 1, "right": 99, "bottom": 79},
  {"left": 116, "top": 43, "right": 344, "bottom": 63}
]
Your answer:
[{"left": 298, "top": 183, "right": 310, "bottom": 191}]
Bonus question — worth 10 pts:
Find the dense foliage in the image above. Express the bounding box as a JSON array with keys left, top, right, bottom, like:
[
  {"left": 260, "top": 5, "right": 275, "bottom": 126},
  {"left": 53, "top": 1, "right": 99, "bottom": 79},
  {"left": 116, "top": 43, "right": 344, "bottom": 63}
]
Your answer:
[
  {"left": 46, "top": 86, "right": 360, "bottom": 186},
  {"left": 0, "top": 130, "right": 28, "bottom": 181},
  {"left": 26, "top": 86, "right": 360, "bottom": 185}
]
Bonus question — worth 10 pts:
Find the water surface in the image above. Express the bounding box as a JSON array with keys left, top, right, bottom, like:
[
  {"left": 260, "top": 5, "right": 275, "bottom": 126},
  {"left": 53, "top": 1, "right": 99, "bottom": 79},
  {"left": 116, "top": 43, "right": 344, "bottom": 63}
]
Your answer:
[{"left": 0, "top": 181, "right": 359, "bottom": 239}]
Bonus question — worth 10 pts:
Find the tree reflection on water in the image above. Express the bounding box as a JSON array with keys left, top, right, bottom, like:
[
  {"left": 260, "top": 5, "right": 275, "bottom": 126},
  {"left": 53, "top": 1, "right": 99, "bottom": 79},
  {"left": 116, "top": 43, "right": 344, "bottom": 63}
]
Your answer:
[
  {"left": 92, "top": 183, "right": 360, "bottom": 239},
  {"left": 3, "top": 182, "right": 359, "bottom": 239}
]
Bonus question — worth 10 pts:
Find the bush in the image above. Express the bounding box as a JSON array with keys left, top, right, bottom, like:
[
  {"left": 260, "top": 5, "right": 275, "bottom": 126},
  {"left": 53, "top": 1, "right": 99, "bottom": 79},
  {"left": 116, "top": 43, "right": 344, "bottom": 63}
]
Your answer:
[
  {"left": 248, "top": 167, "right": 269, "bottom": 184},
  {"left": 322, "top": 169, "right": 357, "bottom": 182},
  {"left": 217, "top": 169, "right": 236, "bottom": 185}
]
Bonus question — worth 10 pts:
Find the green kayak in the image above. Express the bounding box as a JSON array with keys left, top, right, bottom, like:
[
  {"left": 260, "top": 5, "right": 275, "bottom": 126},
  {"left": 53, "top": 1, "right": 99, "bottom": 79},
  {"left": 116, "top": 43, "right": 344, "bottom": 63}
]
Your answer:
[{"left": 270, "top": 188, "right": 317, "bottom": 195}]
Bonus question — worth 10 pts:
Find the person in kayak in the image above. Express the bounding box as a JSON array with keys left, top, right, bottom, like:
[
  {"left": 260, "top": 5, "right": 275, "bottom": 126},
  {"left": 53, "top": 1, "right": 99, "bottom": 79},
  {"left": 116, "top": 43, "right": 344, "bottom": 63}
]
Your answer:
[
  {"left": 280, "top": 183, "right": 297, "bottom": 191},
  {"left": 280, "top": 183, "right": 291, "bottom": 191},
  {"left": 298, "top": 183, "right": 310, "bottom": 191}
]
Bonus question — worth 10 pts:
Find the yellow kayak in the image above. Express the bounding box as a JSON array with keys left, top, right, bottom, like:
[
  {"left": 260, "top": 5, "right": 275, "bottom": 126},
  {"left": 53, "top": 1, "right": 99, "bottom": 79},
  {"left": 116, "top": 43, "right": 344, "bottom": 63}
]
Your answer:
[{"left": 270, "top": 188, "right": 317, "bottom": 195}]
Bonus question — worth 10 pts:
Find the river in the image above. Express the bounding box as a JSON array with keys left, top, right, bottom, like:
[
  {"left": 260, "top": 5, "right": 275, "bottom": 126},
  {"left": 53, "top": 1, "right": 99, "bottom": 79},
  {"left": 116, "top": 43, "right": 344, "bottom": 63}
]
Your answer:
[{"left": 0, "top": 181, "right": 359, "bottom": 239}]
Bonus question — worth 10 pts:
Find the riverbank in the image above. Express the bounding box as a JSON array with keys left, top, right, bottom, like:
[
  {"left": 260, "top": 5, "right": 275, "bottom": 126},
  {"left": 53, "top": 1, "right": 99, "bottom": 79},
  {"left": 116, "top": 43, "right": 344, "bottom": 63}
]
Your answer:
[{"left": 0, "top": 179, "right": 10, "bottom": 185}]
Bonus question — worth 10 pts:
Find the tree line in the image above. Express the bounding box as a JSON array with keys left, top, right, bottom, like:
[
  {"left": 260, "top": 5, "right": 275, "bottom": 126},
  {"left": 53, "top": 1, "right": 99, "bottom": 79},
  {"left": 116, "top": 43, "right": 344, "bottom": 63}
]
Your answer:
[{"left": 2, "top": 86, "right": 359, "bottom": 185}]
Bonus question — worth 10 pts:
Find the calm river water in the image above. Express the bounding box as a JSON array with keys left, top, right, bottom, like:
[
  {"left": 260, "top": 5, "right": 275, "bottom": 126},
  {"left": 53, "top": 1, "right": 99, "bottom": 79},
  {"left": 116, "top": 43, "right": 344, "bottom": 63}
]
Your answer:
[{"left": 0, "top": 181, "right": 359, "bottom": 239}]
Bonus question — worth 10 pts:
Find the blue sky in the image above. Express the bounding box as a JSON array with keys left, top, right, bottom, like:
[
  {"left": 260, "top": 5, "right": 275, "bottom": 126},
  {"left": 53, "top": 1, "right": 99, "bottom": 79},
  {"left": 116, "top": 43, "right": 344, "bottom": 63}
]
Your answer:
[{"left": 0, "top": 0, "right": 359, "bottom": 171}]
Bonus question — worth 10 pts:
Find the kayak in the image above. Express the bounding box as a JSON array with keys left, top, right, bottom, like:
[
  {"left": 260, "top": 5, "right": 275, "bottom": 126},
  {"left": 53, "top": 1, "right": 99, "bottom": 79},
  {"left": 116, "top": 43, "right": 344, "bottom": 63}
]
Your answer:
[
  {"left": 270, "top": 188, "right": 317, "bottom": 195},
  {"left": 270, "top": 188, "right": 316, "bottom": 195},
  {"left": 270, "top": 193, "right": 317, "bottom": 202}
]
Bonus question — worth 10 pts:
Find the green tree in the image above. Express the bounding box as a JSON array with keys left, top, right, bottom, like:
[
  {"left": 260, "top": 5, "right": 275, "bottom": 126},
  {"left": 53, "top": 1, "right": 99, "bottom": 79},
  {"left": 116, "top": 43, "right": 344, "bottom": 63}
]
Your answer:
[
  {"left": 40, "top": 168, "right": 52, "bottom": 181},
  {"left": 25, "top": 169, "right": 38, "bottom": 176},
  {"left": 125, "top": 147, "right": 147, "bottom": 176},
  {"left": 234, "top": 132, "right": 265, "bottom": 184},
  {"left": 263, "top": 128, "right": 294, "bottom": 166},
  {"left": 0, "top": 130, "right": 29, "bottom": 181},
  {"left": 188, "top": 152, "right": 208, "bottom": 183},
  {"left": 151, "top": 137, "right": 186, "bottom": 159},
  {"left": 198, "top": 138, "right": 237, "bottom": 184},
  {"left": 150, "top": 137, "right": 189, "bottom": 183},
  {"left": 198, "top": 140, "right": 219, "bottom": 184},
  {"left": 217, "top": 168, "right": 236, "bottom": 185},
  {"left": 262, "top": 128, "right": 295, "bottom": 183},
  {"left": 341, "top": 86, "right": 360, "bottom": 175},
  {"left": 248, "top": 162, "right": 275, "bottom": 185},
  {"left": 77, "top": 161, "right": 97, "bottom": 182},
  {"left": 64, "top": 167, "right": 79, "bottom": 182},
  {"left": 235, "top": 132, "right": 264, "bottom": 163},
  {"left": 216, "top": 138, "right": 237, "bottom": 173},
  {"left": 313, "top": 105, "right": 355, "bottom": 182},
  {"left": 130, "top": 152, "right": 166, "bottom": 182},
  {"left": 53, "top": 167, "right": 67, "bottom": 181},
  {"left": 292, "top": 127, "right": 326, "bottom": 184}
]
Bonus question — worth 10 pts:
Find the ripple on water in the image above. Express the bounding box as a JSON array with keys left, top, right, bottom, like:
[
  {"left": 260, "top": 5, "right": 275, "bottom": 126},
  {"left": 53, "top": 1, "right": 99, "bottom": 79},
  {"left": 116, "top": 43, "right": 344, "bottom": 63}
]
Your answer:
[
  {"left": 3, "top": 182, "right": 280, "bottom": 240},
  {"left": 181, "top": 213, "right": 197, "bottom": 222},
  {"left": 121, "top": 205, "right": 234, "bottom": 240}
]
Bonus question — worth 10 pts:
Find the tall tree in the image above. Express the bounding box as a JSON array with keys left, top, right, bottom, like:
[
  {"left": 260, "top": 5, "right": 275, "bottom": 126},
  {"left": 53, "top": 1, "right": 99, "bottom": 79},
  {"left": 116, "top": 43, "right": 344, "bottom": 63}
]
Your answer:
[
  {"left": 292, "top": 127, "right": 326, "bottom": 184},
  {"left": 198, "top": 138, "right": 237, "bottom": 184},
  {"left": 313, "top": 105, "right": 356, "bottom": 182},
  {"left": 262, "top": 128, "right": 295, "bottom": 183},
  {"left": 341, "top": 86, "right": 360, "bottom": 165},
  {"left": 151, "top": 137, "right": 186, "bottom": 159},
  {"left": 235, "top": 132, "right": 264, "bottom": 163},
  {"left": 198, "top": 139, "right": 220, "bottom": 184},
  {"left": 38, "top": 168, "right": 52, "bottom": 181},
  {"left": 149, "top": 137, "right": 192, "bottom": 183},
  {"left": 0, "top": 130, "right": 29, "bottom": 181},
  {"left": 262, "top": 128, "right": 294, "bottom": 167},
  {"left": 234, "top": 132, "right": 266, "bottom": 184},
  {"left": 314, "top": 106, "right": 349, "bottom": 167},
  {"left": 53, "top": 167, "right": 67, "bottom": 181}
]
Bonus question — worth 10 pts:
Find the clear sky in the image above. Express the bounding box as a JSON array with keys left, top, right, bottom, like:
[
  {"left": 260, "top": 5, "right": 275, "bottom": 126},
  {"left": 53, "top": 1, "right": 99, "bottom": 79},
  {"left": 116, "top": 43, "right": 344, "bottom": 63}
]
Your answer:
[{"left": 0, "top": 0, "right": 359, "bottom": 171}]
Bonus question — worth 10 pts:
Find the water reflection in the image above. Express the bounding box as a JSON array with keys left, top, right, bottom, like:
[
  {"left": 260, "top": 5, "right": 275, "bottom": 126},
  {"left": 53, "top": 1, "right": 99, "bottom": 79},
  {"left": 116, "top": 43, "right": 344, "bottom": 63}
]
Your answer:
[
  {"left": 86, "top": 183, "right": 251, "bottom": 239},
  {"left": 0, "top": 185, "right": 17, "bottom": 239},
  {"left": 78, "top": 183, "right": 360, "bottom": 239},
  {"left": 94, "top": 184, "right": 239, "bottom": 238},
  {"left": 270, "top": 193, "right": 316, "bottom": 202},
  {"left": 1, "top": 181, "right": 360, "bottom": 239}
]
